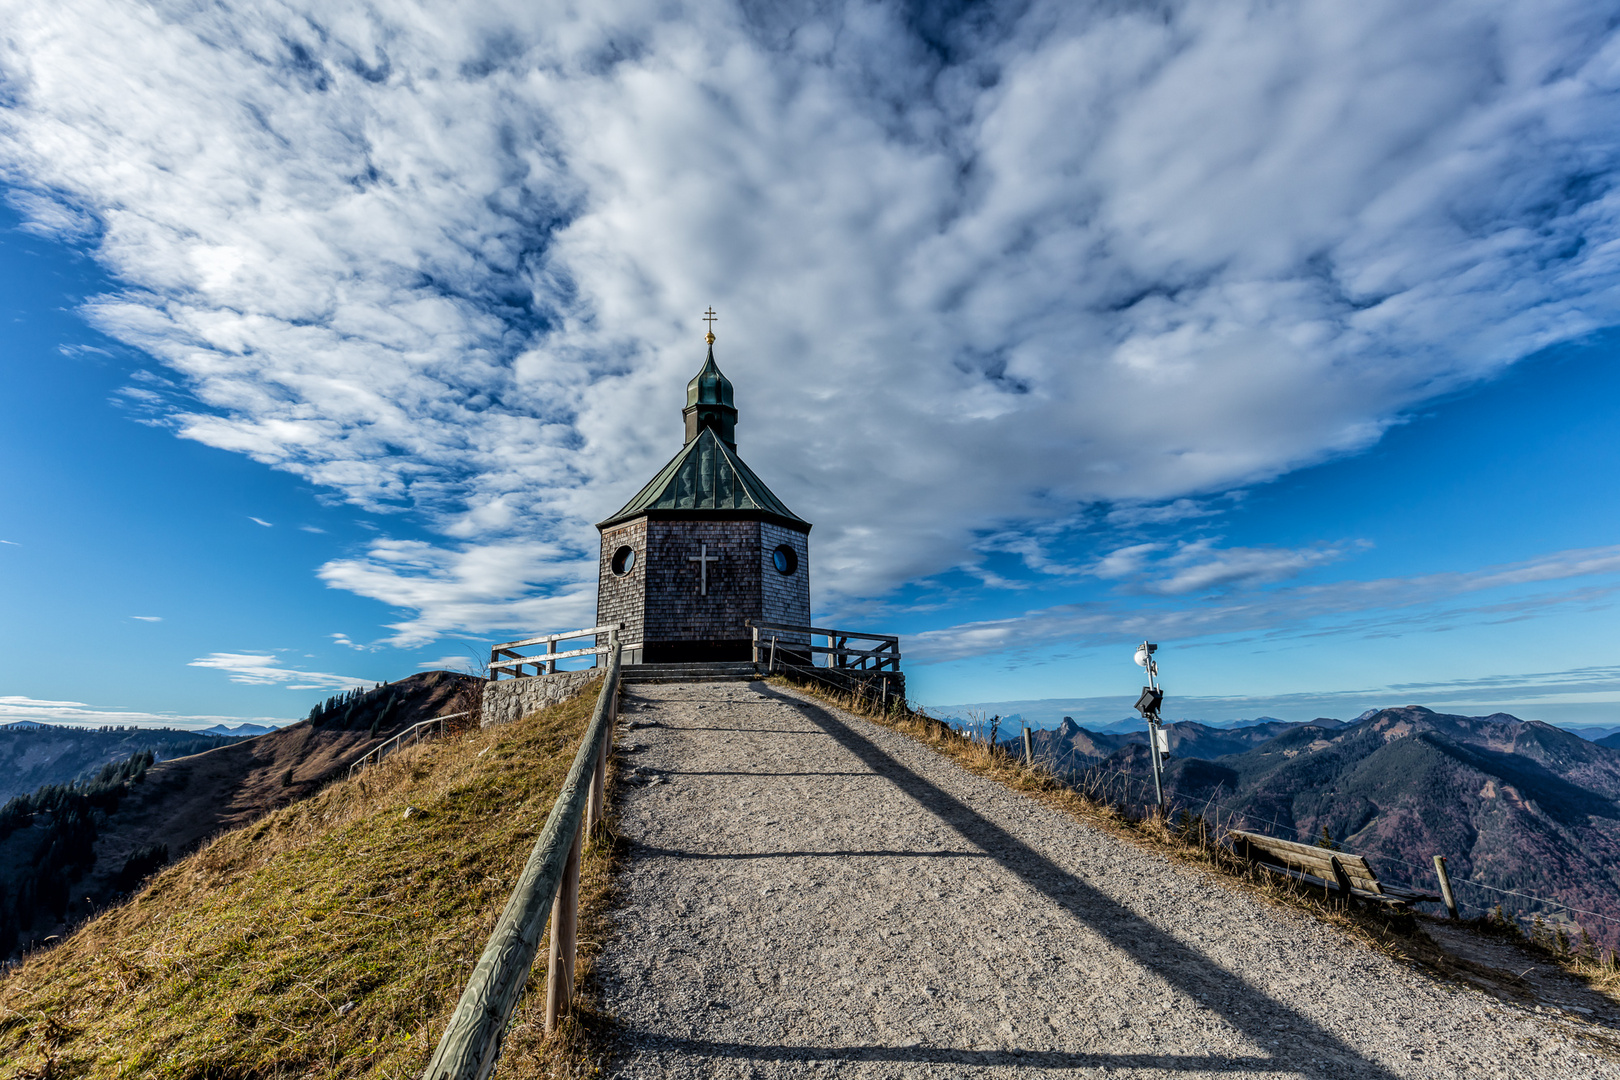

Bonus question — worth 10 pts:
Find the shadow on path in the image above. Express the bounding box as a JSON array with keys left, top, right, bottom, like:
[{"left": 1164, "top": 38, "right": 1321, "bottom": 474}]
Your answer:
[
  {"left": 748, "top": 685, "right": 1404, "bottom": 1080},
  {"left": 629, "top": 1033, "right": 1299, "bottom": 1072},
  {"left": 635, "top": 845, "right": 991, "bottom": 861}
]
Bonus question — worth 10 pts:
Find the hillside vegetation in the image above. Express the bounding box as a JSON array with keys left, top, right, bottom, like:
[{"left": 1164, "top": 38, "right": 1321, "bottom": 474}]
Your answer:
[
  {"left": 0, "top": 680, "right": 606, "bottom": 1079},
  {"left": 0, "top": 726, "right": 239, "bottom": 805},
  {"left": 1029, "top": 706, "right": 1620, "bottom": 946},
  {"left": 0, "top": 671, "right": 478, "bottom": 961}
]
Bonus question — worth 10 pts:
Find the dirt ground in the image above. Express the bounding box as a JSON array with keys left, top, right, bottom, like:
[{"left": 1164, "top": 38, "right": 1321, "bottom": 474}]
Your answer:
[{"left": 597, "top": 680, "right": 1620, "bottom": 1079}]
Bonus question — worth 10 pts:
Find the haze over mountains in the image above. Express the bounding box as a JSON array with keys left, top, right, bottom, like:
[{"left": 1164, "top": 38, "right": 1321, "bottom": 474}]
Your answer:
[{"left": 1013, "top": 706, "right": 1620, "bottom": 948}]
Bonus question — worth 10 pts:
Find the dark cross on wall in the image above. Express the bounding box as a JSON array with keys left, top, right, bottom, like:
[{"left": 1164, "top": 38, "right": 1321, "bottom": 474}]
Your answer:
[{"left": 688, "top": 542, "right": 718, "bottom": 595}]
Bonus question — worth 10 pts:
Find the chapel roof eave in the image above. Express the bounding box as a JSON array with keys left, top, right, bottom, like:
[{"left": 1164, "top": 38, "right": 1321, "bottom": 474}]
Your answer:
[
  {"left": 596, "top": 426, "right": 809, "bottom": 531},
  {"left": 599, "top": 508, "right": 812, "bottom": 533}
]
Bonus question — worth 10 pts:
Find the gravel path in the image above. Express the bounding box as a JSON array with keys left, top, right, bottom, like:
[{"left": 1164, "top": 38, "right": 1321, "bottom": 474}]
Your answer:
[{"left": 597, "top": 681, "right": 1620, "bottom": 1078}]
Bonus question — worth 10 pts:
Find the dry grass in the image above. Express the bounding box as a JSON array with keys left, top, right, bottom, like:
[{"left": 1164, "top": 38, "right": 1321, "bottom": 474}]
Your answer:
[
  {"left": 771, "top": 673, "right": 1620, "bottom": 1009},
  {"left": 0, "top": 684, "right": 616, "bottom": 1080}
]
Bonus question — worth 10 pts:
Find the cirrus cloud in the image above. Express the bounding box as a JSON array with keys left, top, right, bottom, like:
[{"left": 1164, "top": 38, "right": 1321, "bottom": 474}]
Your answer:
[{"left": 187, "top": 652, "right": 372, "bottom": 690}]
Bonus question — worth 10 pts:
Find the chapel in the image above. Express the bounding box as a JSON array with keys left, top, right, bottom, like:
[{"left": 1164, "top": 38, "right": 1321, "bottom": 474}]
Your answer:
[{"left": 596, "top": 323, "right": 811, "bottom": 664}]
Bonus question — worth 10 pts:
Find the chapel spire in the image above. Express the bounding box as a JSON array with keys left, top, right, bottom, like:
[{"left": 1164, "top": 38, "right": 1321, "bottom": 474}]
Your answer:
[{"left": 684, "top": 309, "right": 737, "bottom": 449}]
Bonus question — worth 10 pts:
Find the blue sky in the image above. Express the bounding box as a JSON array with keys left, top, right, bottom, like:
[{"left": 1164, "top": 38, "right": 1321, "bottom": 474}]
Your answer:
[{"left": 1, "top": 0, "right": 1618, "bottom": 732}]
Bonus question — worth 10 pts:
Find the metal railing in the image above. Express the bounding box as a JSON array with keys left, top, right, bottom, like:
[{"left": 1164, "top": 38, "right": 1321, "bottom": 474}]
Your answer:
[
  {"left": 747, "top": 620, "right": 901, "bottom": 672},
  {"left": 488, "top": 623, "right": 628, "bottom": 679},
  {"left": 347, "top": 712, "right": 469, "bottom": 778},
  {"left": 422, "top": 635, "right": 622, "bottom": 1080}
]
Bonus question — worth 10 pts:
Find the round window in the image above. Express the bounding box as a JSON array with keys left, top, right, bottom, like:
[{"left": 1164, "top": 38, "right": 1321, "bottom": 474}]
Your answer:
[
  {"left": 611, "top": 546, "right": 637, "bottom": 576},
  {"left": 772, "top": 545, "right": 798, "bottom": 575}
]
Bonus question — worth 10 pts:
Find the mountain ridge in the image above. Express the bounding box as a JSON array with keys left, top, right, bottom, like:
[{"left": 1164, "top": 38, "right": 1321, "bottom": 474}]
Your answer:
[{"left": 1016, "top": 705, "right": 1620, "bottom": 946}]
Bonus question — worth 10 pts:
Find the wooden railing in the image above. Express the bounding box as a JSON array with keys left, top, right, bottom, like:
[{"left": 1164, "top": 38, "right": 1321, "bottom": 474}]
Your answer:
[
  {"left": 347, "top": 712, "right": 469, "bottom": 778},
  {"left": 488, "top": 622, "right": 627, "bottom": 680},
  {"left": 421, "top": 635, "right": 621, "bottom": 1080},
  {"left": 747, "top": 620, "right": 901, "bottom": 672}
]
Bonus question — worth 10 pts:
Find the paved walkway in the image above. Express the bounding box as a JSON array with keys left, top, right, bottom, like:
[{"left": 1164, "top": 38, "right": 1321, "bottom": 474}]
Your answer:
[{"left": 596, "top": 681, "right": 1620, "bottom": 1078}]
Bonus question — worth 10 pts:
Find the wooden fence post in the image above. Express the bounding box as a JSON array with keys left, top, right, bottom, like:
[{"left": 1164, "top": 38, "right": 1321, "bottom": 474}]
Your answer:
[
  {"left": 1022, "top": 726, "right": 1034, "bottom": 768},
  {"left": 544, "top": 826, "right": 582, "bottom": 1031},
  {"left": 1433, "top": 855, "right": 1460, "bottom": 919},
  {"left": 751, "top": 624, "right": 761, "bottom": 665}
]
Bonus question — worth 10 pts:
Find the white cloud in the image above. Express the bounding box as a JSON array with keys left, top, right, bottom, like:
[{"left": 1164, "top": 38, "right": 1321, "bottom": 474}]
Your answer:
[
  {"left": 914, "top": 543, "right": 1620, "bottom": 662},
  {"left": 1105, "top": 500, "right": 1225, "bottom": 528},
  {"left": 2, "top": 2, "right": 1618, "bottom": 638},
  {"left": 248, "top": 516, "right": 273, "bottom": 527},
  {"left": 0, "top": 540, "right": 20, "bottom": 546},
  {"left": 317, "top": 538, "right": 595, "bottom": 646},
  {"left": 417, "top": 654, "right": 483, "bottom": 675},
  {"left": 1138, "top": 538, "right": 1355, "bottom": 595},
  {"left": 1091, "top": 543, "right": 1165, "bottom": 582},
  {"left": 299, "top": 525, "right": 326, "bottom": 534},
  {"left": 0, "top": 694, "right": 293, "bottom": 730},
  {"left": 130, "top": 615, "right": 163, "bottom": 622},
  {"left": 188, "top": 652, "right": 372, "bottom": 689}
]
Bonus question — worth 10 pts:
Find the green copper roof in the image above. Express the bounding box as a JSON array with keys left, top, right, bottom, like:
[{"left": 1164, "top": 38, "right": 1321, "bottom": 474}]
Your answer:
[
  {"left": 598, "top": 426, "right": 808, "bottom": 529},
  {"left": 686, "top": 346, "right": 734, "bottom": 407}
]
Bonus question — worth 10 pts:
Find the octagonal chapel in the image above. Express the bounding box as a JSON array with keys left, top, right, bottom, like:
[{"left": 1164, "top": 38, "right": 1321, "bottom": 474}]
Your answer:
[{"left": 596, "top": 332, "right": 811, "bottom": 664}]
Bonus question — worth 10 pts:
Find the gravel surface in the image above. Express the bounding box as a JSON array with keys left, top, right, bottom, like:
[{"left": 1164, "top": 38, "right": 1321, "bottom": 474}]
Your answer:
[{"left": 597, "top": 681, "right": 1620, "bottom": 1078}]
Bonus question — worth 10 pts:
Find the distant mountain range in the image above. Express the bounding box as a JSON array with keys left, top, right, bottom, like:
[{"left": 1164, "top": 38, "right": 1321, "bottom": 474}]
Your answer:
[
  {"left": 1016, "top": 706, "right": 1620, "bottom": 946},
  {"left": 197, "top": 722, "right": 280, "bottom": 738}
]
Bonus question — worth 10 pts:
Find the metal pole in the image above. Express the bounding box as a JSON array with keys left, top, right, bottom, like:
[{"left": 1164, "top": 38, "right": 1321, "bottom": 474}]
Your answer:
[
  {"left": 1022, "top": 725, "right": 1034, "bottom": 768},
  {"left": 769, "top": 635, "right": 778, "bottom": 674},
  {"left": 1147, "top": 719, "right": 1166, "bottom": 814}
]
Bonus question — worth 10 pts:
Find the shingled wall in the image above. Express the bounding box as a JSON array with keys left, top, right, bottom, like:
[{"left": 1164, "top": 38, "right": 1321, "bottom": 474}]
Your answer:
[
  {"left": 598, "top": 519, "right": 648, "bottom": 662},
  {"left": 597, "top": 515, "right": 812, "bottom": 663}
]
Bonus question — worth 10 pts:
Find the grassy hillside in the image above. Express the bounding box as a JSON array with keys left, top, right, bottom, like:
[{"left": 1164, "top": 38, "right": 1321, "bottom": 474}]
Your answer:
[
  {"left": 0, "top": 671, "right": 480, "bottom": 962},
  {"left": 0, "top": 679, "right": 607, "bottom": 1079}
]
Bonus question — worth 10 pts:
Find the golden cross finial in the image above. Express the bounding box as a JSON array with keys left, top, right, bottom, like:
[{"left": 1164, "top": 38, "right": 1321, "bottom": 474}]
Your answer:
[{"left": 703, "top": 306, "right": 718, "bottom": 344}]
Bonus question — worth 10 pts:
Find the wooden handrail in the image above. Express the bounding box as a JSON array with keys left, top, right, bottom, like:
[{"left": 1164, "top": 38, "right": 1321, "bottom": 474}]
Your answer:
[
  {"left": 489, "top": 623, "right": 626, "bottom": 680},
  {"left": 347, "top": 712, "right": 469, "bottom": 778},
  {"left": 747, "top": 620, "right": 902, "bottom": 671},
  {"left": 747, "top": 619, "right": 898, "bottom": 644},
  {"left": 490, "top": 624, "right": 623, "bottom": 653},
  {"left": 489, "top": 644, "right": 607, "bottom": 670},
  {"left": 421, "top": 636, "right": 622, "bottom": 1079}
]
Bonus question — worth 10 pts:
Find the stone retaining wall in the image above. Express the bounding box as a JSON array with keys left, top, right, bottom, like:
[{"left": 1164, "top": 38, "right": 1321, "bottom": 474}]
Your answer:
[{"left": 481, "top": 669, "right": 603, "bottom": 728}]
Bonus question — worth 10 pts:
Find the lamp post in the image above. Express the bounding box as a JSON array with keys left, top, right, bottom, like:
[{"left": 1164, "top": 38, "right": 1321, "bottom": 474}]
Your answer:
[{"left": 1134, "top": 641, "right": 1168, "bottom": 815}]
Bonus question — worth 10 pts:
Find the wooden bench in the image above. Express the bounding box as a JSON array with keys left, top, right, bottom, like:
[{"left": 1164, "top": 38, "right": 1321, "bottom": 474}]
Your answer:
[{"left": 1227, "top": 829, "right": 1441, "bottom": 909}]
